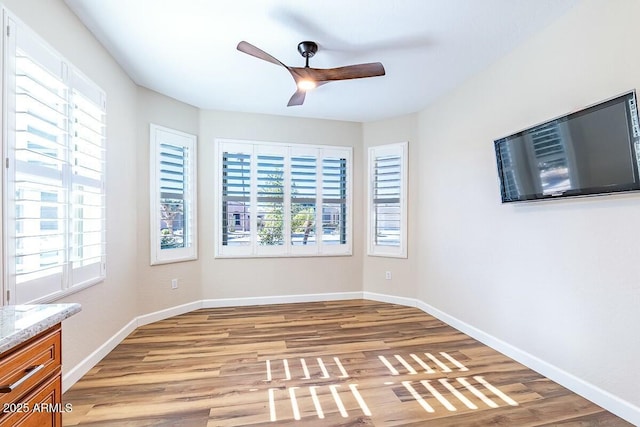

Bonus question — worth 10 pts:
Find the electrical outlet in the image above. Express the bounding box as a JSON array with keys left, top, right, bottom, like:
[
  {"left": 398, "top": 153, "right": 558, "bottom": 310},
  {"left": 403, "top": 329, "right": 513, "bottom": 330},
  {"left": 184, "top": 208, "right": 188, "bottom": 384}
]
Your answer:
[
  {"left": 171, "top": 278, "right": 178, "bottom": 289},
  {"left": 385, "top": 271, "right": 392, "bottom": 280}
]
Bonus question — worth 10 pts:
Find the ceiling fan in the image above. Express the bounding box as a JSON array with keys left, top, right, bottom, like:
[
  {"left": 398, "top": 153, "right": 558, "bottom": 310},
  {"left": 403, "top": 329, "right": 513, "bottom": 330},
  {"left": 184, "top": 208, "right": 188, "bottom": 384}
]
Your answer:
[{"left": 237, "top": 40, "right": 386, "bottom": 107}]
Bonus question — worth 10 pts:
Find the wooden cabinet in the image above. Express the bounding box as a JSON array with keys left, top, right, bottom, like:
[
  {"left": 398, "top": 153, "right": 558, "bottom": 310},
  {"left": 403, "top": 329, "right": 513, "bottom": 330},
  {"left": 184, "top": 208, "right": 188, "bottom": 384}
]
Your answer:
[{"left": 0, "top": 324, "right": 62, "bottom": 427}]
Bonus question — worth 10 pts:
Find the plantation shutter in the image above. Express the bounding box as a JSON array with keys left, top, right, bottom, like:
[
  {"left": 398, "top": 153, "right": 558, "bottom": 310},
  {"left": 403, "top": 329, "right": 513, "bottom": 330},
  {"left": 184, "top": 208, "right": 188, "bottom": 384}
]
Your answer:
[
  {"left": 159, "top": 143, "right": 186, "bottom": 248},
  {"left": 368, "top": 142, "right": 408, "bottom": 258},
  {"left": 321, "top": 155, "right": 348, "bottom": 245},
  {"left": 69, "top": 74, "right": 106, "bottom": 287},
  {"left": 256, "top": 150, "right": 285, "bottom": 248},
  {"left": 372, "top": 153, "right": 402, "bottom": 246},
  {"left": 11, "top": 37, "right": 68, "bottom": 302},
  {"left": 221, "top": 149, "right": 251, "bottom": 248},
  {"left": 290, "top": 154, "right": 317, "bottom": 246}
]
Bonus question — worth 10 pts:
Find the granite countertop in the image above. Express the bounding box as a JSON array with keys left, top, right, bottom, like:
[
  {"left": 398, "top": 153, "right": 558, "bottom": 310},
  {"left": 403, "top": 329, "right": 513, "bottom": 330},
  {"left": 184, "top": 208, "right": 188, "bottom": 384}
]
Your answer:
[{"left": 0, "top": 303, "right": 81, "bottom": 354}]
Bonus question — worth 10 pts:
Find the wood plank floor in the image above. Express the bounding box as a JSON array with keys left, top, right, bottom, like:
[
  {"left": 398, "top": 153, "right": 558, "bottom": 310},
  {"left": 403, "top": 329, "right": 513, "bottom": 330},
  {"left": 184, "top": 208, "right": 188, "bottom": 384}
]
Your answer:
[{"left": 62, "top": 300, "right": 632, "bottom": 426}]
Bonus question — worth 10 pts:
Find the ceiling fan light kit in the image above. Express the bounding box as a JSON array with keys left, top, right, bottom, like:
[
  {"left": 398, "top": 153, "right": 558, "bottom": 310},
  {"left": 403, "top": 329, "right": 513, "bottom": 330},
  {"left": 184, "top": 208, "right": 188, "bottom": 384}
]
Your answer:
[
  {"left": 237, "top": 40, "right": 385, "bottom": 106},
  {"left": 297, "top": 79, "right": 317, "bottom": 91}
]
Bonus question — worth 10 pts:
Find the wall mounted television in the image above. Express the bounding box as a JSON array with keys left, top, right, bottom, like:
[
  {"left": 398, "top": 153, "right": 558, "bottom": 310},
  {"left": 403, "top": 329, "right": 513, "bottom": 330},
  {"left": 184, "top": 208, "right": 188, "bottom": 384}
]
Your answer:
[{"left": 494, "top": 91, "right": 640, "bottom": 203}]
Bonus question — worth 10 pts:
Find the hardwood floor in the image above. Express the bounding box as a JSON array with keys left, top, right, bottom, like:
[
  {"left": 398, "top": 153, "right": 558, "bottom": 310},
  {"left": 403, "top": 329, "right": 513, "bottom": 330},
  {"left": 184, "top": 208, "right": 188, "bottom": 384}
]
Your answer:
[{"left": 62, "top": 300, "right": 632, "bottom": 426}]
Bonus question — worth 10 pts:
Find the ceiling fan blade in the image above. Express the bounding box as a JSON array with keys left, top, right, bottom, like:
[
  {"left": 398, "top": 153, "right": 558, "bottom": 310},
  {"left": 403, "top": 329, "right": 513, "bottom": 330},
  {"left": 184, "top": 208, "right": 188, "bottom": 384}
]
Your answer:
[
  {"left": 237, "top": 41, "right": 287, "bottom": 68},
  {"left": 293, "top": 62, "right": 386, "bottom": 81},
  {"left": 287, "top": 89, "right": 306, "bottom": 106}
]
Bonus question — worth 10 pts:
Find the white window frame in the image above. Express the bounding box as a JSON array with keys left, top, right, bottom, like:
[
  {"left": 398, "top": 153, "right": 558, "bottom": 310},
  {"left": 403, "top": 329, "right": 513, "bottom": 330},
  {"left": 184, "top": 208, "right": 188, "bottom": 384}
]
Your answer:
[
  {"left": 2, "top": 10, "right": 107, "bottom": 304},
  {"left": 367, "top": 141, "right": 408, "bottom": 258},
  {"left": 215, "top": 138, "right": 352, "bottom": 258},
  {"left": 149, "top": 124, "right": 197, "bottom": 265}
]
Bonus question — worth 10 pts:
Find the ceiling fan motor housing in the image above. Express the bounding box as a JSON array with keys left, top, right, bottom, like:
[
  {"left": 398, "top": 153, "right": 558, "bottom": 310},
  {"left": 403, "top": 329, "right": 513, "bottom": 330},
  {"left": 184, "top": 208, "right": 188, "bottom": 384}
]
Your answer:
[{"left": 297, "top": 41, "right": 318, "bottom": 58}]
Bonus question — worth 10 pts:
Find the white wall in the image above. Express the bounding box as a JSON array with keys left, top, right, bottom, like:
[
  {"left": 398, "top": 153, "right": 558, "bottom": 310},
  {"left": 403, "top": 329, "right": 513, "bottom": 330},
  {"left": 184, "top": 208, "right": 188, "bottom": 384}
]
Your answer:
[{"left": 415, "top": 0, "right": 640, "bottom": 419}]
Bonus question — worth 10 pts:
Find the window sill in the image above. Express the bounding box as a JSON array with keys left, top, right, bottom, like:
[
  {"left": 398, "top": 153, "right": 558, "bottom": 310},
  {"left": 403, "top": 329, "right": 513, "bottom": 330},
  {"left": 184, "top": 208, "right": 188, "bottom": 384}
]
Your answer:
[
  {"left": 23, "top": 277, "right": 105, "bottom": 305},
  {"left": 214, "top": 252, "right": 353, "bottom": 260}
]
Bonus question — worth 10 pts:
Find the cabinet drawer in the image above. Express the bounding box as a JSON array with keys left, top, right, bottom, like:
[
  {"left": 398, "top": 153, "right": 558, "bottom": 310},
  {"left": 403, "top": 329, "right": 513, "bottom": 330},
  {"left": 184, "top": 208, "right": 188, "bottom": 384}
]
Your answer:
[
  {"left": 0, "top": 374, "right": 62, "bottom": 427},
  {"left": 0, "top": 325, "right": 61, "bottom": 407}
]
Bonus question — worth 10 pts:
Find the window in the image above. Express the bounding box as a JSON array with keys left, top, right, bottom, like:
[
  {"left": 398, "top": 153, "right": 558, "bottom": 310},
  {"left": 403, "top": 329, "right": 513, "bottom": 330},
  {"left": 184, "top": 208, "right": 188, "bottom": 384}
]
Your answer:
[
  {"left": 216, "top": 139, "right": 352, "bottom": 257},
  {"left": 3, "top": 14, "right": 106, "bottom": 304},
  {"left": 368, "top": 142, "right": 408, "bottom": 258},
  {"left": 149, "top": 124, "right": 197, "bottom": 264}
]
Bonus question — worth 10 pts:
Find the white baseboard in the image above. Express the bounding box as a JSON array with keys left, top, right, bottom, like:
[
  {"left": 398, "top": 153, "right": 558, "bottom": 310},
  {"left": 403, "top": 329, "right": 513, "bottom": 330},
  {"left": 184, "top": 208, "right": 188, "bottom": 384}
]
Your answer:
[
  {"left": 202, "top": 291, "right": 363, "bottom": 308},
  {"left": 362, "top": 291, "right": 418, "bottom": 307},
  {"left": 365, "top": 291, "right": 640, "bottom": 426},
  {"left": 62, "top": 318, "right": 138, "bottom": 392},
  {"left": 136, "top": 301, "right": 203, "bottom": 327}
]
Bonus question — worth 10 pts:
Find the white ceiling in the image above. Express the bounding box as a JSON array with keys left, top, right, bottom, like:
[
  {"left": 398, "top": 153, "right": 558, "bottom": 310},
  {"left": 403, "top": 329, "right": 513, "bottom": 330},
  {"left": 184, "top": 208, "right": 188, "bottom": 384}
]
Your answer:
[{"left": 64, "top": 0, "right": 577, "bottom": 123}]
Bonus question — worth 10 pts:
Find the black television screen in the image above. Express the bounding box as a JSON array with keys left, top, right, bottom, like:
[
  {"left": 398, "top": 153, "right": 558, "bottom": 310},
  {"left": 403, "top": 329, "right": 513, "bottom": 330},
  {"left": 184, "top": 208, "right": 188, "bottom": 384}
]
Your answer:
[{"left": 494, "top": 91, "right": 640, "bottom": 203}]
